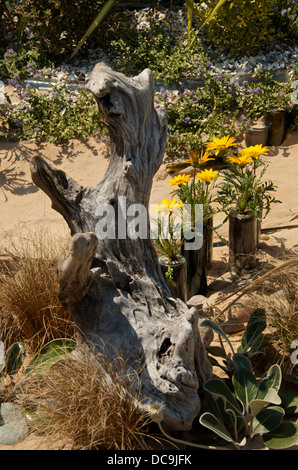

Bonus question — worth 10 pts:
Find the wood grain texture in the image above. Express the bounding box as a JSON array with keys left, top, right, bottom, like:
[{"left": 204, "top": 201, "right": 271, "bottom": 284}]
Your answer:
[{"left": 30, "top": 63, "right": 212, "bottom": 431}]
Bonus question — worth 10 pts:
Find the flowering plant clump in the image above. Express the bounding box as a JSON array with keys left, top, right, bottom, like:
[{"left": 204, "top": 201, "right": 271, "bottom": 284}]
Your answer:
[
  {"left": 168, "top": 142, "right": 221, "bottom": 227},
  {"left": 153, "top": 198, "right": 184, "bottom": 263},
  {"left": 235, "top": 70, "right": 291, "bottom": 120},
  {"left": 0, "top": 49, "right": 106, "bottom": 143},
  {"left": 215, "top": 143, "right": 280, "bottom": 217}
]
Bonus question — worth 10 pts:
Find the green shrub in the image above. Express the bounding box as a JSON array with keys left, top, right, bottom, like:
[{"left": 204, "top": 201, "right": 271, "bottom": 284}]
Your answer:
[
  {"left": 4, "top": 0, "right": 115, "bottom": 58},
  {"left": 0, "top": 56, "right": 105, "bottom": 143},
  {"left": 110, "top": 34, "right": 207, "bottom": 85},
  {"left": 236, "top": 70, "right": 291, "bottom": 119},
  {"left": 1, "top": 85, "right": 104, "bottom": 143},
  {"left": 272, "top": 0, "right": 298, "bottom": 44},
  {"left": 198, "top": 0, "right": 276, "bottom": 57}
]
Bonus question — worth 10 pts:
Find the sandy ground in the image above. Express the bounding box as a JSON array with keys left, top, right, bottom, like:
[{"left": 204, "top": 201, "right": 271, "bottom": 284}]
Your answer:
[
  {"left": 0, "top": 131, "right": 298, "bottom": 262},
  {"left": 0, "top": 132, "right": 298, "bottom": 450}
]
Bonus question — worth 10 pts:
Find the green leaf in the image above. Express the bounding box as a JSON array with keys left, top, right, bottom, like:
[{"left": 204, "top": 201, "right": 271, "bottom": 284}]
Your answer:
[
  {"left": 204, "top": 379, "right": 243, "bottom": 415},
  {"left": 245, "top": 308, "right": 267, "bottom": 345},
  {"left": 70, "top": 0, "right": 117, "bottom": 59},
  {"left": 199, "top": 0, "right": 228, "bottom": 32},
  {"left": 279, "top": 388, "right": 298, "bottom": 414},
  {"left": 250, "top": 398, "right": 272, "bottom": 417},
  {"left": 253, "top": 406, "right": 285, "bottom": 435},
  {"left": 232, "top": 368, "right": 258, "bottom": 407},
  {"left": 25, "top": 339, "right": 76, "bottom": 375},
  {"left": 263, "top": 422, "right": 298, "bottom": 449},
  {"left": 239, "top": 308, "right": 267, "bottom": 355},
  {"left": 199, "top": 412, "right": 234, "bottom": 443},
  {"left": 5, "top": 342, "right": 26, "bottom": 376},
  {"left": 258, "top": 364, "right": 282, "bottom": 400},
  {"left": 206, "top": 345, "right": 227, "bottom": 359},
  {"left": 232, "top": 354, "right": 253, "bottom": 372},
  {"left": 200, "top": 320, "right": 235, "bottom": 353}
]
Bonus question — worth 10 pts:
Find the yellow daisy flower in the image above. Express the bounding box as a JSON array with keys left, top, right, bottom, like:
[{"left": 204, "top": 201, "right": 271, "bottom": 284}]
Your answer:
[
  {"left": 154, "top": 198, "right": 183, "bottom": 215},
  {"left": 206, "top": 135, "right": 237, "bottom": 155},
  {"left": 186, "top": 149, "right": 214, "bottom": 167},
  {"left": 239, "top": 144, "right": 269, "bottom": 160},
  {"left": 196, "top": 169, "right": 220, "bottom": 184},
  {"left": 227, "top": 154, "right": 254, "bottom": 166},
  {"left": 168, "top": 174, "right": 191, "bottom": 188}
]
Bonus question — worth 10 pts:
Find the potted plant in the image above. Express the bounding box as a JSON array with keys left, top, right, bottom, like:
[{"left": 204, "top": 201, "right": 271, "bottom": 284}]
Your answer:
[
  {"left": 238, "top": 71, "right": 291, "bottom": 146},
  {"left": 168, "top": 146, "right": 220, "bottom": 297},
  {"left": 153, "top": 198, "right": 187, "bottom": 302},
  {"left": 215, "top": 144, "right": 280, "bottom": 274}
]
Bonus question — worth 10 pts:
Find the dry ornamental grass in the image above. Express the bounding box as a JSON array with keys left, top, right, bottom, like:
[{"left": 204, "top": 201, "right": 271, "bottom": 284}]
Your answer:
[{"left": 0, "top": 229, "right": 75, "bottom": 352}]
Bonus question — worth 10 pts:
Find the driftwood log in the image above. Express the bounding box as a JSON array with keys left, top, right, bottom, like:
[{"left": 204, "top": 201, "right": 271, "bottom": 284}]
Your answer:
[{"left": 30, "top": 63, "right": 212, "bottom": 431}]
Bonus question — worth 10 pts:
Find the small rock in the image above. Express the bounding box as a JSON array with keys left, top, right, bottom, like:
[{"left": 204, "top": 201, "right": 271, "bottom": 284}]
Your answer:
[
  {"left": 220, "top": 320, "right": 245, "bottom": 335},
  {"left": 0, "top": 403, "right": 29, "bottom": 445},
  {"left": 56, "top": 72, "right": 66, "bottom": 82},
  {"left": 228, "top": 302, "right": 254, "bottom": 322},
  {"left": 187, "top": 294, "right": 208, "bottom": 309},
  {"left": 67, "top": 73, "right": 78, "bottom": 82},
  {"left": 260, "top": 234, "right": 270, "bottom": 241},
  {"left": 198, "top": 319, "right": 214, "bottom": 346}
]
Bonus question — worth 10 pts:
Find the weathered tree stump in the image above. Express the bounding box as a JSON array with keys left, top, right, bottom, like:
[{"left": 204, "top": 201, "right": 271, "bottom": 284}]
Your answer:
[{"left": 30, "top": 63, "right": 212, "bottom": 431}]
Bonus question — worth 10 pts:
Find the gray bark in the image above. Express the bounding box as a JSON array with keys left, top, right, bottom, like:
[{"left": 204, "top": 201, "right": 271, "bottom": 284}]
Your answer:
[{"left": 30, "top": 63, "right": 212, "bottom": 431}]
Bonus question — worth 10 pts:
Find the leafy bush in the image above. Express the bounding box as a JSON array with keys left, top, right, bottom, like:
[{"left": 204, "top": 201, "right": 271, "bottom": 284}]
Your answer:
[
  {"left": 0, "top": 54, "right": 105, "bottom": 143},
  {"left": 198, "top": 0, "right": 276, "bottom": 57},
  {"left": 202, "top": 308, "right": 269, "bottom": 377},
  {"left": 110, "top": 34, "right": 207, "bottom": 86},
  {"left": 236, "top": 70, "right": 291, "bottom": 119},
  {"left": 200, "top": 358, "right": 298, "bottom": 449},
  {"left": 272, "top": 0, "right": 298, "bottom": 44},
  {"left": 3, "top": 0, "right": 116, "bottom": 58},
  {"left": 156, "top": 66, "right": 246, "bottom": 159},
  {"left": 0, "top": 47, "right": 51, "bottom": 79}
]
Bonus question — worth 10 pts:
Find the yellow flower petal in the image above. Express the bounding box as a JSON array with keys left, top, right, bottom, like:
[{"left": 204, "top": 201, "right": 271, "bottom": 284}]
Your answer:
[
  {"left": 227, "top": 154, "right": 253, "bottom": 166},
  {"left": 239, "top": 144, "right": 269, "bottom": 159},
  {"left": 186, "top": 149, "right": 215, "bottom": 167},
  {"left": 154, "top": 198, "right": 183, "bottom": 214},
  {"left": 196, "top": 168, "right": 220, "bottom": 183},
  {"left": 168, "top": 174, "right": 191, "bottom": 187},
  {"left": 206, "top": 135, "right": 237, "bottom": 155}
]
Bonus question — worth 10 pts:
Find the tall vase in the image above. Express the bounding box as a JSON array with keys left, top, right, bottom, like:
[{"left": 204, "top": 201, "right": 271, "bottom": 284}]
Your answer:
[
  {"left": 181, "top": 218, "right": 212, "bottom": 298},
  {"left": 229, "top": 211, "right": 257, "bottom": 275},
  {"left": 206, "top": 216, "right": 214, "bottom": 270},
  {"left": 159, "top": 254, "right": 187, "bottom": 303},
  {"left": 256, "top": 208, "right": 263, "bottom": 248},
  {"left": 265, "top": 109, "right": 287, "bottom": 146}
]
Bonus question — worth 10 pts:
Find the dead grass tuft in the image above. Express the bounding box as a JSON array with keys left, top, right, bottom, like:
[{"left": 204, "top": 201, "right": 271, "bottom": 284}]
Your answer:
[
  {"left": 0, "top": 228, "right": 75, "bottom": 352},
  {"left": 254, "top": 264, "right": 298, "bottom": 376},
  {"left": 15, "top": 345, "right": 152, "bottom": 450}
]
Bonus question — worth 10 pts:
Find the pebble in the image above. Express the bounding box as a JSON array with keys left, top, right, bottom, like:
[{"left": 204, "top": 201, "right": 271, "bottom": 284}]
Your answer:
[
  {"left": 187, "top": 294, "right": 208, "bottom": 309},
  {"left": 0, "top": 402, "right": 29, "bottom": 445},
  {"left": 43, "top": 6, "right": 298, "bottom": 88},
  {"left": 228, "top": 302, "right": 254, "bottom": 323}
]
